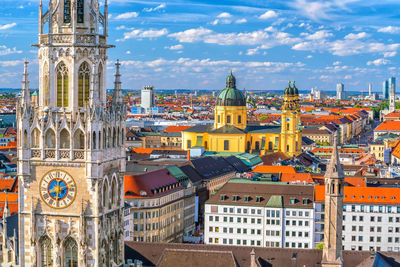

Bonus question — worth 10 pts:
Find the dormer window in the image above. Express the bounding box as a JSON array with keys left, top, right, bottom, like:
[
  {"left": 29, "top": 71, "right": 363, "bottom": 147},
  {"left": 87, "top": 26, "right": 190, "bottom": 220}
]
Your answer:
[
  {"left": 220, "top": 195, "right": 226, "bottom": 201},
  {"left": 244, "top": 196, "right": 249, "bottom": 202},
  {"left": 256, "top": 196, "right": 262, "bottom": 203},
  {"left": 302, "top": 198, "right": 308, "bottom": 205},
  {"left": 232, "top": 195, "right": 239, "bottom": 202},
  {"left": 290, "top": 198, "right": 296, "bottom": 205}
]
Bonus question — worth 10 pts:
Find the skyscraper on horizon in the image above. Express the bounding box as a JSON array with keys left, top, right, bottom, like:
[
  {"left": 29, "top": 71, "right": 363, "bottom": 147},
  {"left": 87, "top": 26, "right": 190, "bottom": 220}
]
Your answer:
[
  {"left": 141, "top": 85, "right": 155, "bottom": 114},
  {"left": 336, "top": 83, "right": 345, "bottom": 100},
  {"left": 383, "top": 80, "right": 389, "bottom": 100}
]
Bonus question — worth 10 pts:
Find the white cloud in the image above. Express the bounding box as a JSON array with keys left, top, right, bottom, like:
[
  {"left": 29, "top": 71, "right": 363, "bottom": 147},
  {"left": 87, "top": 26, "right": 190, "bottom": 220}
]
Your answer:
[
  {"left": 259, "top": 10, "right": 278, "bottom": 20},
  {"left": 344, "top": 75, "right": 352, "bottom": 79},
  {"left": 0, "top": 23, "right": 17, "bottom": 30},
  {"left": 383, "top": 51, "right": 397, "bottom": 58},
  {"left": 143, "top": 3, "right": 166, "bottom": 12},
  {"left": 165, "top": 44, "right": 183, "bottom": 50},
  {"left": 305, "top": 30, "right": 333, "bottom": 40},
  {"left": 0, "top": 45, "right": 22, "bottom": 56},
  {"left": 378, "top": 26, "right": 400, "bottom": 34},
  {"left": 115, "top": 12, "right": 139, "bottom": 20},
  {"left": 217, "top": 12, "right": 232, "bottom": 19},
  {"left": 235, "top": 18, "right": 247, "bottom": 24},
  {"left": 344, "top": 32, "right": 369, "bottom": 40},
  {"left": 0, "top": 60, "right": 23, "bottom": 67},
  {"left": 246, "top": 47, "right": 260, "bottom": 56},
  {"left": 169, "top": 27, "right": 300, "bottom": 48},
  {"left": 291, "top": 0, "right": 332, "bottom": 21},
  {"left": 333, "top": 61, "right": 341, "bottom": 66},
  {"left": 126, "top": 50, "right": 131, "bottom": 55},
  {"left": 168, "top": 27, "right": 213, "bottom": 43},
  {"left": 307, "top": 55, "right": 313, "bottom": 58},
  {"left": 118, "top": 28, "right": 168, "bottom": 41},
  {"left": 367, "top": 58, "right": 390, "bottom": 66}
]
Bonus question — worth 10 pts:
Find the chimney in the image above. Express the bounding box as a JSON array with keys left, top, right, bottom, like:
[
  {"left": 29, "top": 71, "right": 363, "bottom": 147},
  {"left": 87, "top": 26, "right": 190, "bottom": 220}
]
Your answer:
[
  {"left": 250, "top": 249, "right": 257, "bottom": 267},
  {"left": 187, "top": 149, "right": 191, "bottom": 162}
]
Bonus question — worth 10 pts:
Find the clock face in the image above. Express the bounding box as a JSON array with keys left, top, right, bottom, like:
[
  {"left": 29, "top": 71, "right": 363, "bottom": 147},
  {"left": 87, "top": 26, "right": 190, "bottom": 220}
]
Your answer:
[{"left": 40, "top": 170, "right": 76, "bottom": 209}]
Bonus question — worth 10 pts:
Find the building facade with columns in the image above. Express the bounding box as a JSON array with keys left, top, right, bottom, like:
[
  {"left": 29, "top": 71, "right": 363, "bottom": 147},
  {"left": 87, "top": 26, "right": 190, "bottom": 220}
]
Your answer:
[{"left": 17, "top": 0, "right": 126, "bottom": 266}]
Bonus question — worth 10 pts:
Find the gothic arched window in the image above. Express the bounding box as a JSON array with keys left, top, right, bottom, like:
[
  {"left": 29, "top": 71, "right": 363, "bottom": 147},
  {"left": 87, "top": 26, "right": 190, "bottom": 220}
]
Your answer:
[
  {"left": 64, "top": 0, "right": 71, "bottom": 23},
  {"left": 74, "top": 129, "right": 85, "bottom": 149},
  {"left": 60, "top": 129, "right": 71, "bottom": 149},
  {"left": 40, "top": 236, "right": 53, "bottom": 267},
  {"left": 103, "top": 180, "right": 109, "bottom": 208},
  {"left": 77, "top": 0, "right": 84, "bottom": 23},
  {"left": 56, "top": 62, "right": 69, "bottom": 107},
  {"left": 98, "top": 64, "right": 103, "bottom": 102},
  {"left": 43, "top": 62, "right": 49, "bottom": 106},
  {"left": 64, "top": 237, "right": 78, "bottom": 267},
  {"left": 45, "top": 129, "right": 56, "bottom": 149},
  {"left": 32, "top": 128, "right": 41, "bottom": 148},
  {"left": 78, "top": 62, "right": 90, "bottom": 107}
]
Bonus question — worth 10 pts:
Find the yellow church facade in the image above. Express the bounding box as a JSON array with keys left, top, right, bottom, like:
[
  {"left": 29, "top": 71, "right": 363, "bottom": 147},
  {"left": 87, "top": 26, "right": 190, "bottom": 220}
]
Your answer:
[{"left": 182, "top": 73, "right": 302, "bottom": 157}]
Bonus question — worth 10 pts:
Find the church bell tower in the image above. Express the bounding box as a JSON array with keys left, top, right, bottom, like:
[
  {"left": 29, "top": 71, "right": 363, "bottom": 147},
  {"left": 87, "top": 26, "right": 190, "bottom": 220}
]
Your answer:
[
  {"left": 280, "top": 81, "right": 302, "bottom": 157},
  {"left": 17, "top": 0, "right": 126, "bottom": 266}
]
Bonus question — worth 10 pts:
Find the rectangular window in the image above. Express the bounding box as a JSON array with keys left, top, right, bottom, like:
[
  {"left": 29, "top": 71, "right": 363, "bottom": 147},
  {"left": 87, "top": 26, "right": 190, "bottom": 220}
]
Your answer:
[
  {"left": 238, "top": 115, "right": 241, "bottom": 124},
  {"left": 227, "top": 115, "right": 231, "bottom": 123},
  {"left": 187, "top": 140, "right": 192, "bottom": 149},
  {"left": 224, "top": 140, "right": 229, "bottom": 151}
]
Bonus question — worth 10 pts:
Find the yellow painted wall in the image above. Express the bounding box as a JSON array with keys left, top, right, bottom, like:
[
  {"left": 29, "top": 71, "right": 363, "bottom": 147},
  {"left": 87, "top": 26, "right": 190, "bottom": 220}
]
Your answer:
[
  {"left": 209, "top": 134, "right": 246, "bottom": 153},
  {"left": 214, "top": 105, "right": 247, "bottom": 130}
]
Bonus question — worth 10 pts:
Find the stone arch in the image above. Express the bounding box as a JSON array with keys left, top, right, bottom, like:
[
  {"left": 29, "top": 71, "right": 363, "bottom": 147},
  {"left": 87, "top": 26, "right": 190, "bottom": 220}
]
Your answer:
[
  {"left": 73, "top": 128, "right": 85, "bottom": 149},
  {"left": 43, "top": 61, "right": 50, "bottom": 106},
  {"left": 60, "top": 128, "right": 70, "bottom": 149},
  {"left": 112, "top": 128, "right": 116, "bottom": 147},
  {"left": 31, "top": 128, "right": 41, "bottom": 148},
  {"left": 102, "top": 177, "right": 109, "bottom": 209},
  {"left": 56, "top": 61, "right": 69, "bottom": 107},
  {"left": 23, "top": 130, "right": 28, "bottom": 147},
  {"left": 111, "top": 174, "right": 118, "bottom": 207},
  {"left": 39, "top": 235, "right": 53, "bottom": 267},
  {"left": 63, "top": 236, "right": 78, "bottom": 267},
  {"left": 108, "top": 128, "right": 111, "bottom": 148},
  {"left": 98, "top": 63, "right": 104, "bottom": 102},
  {"left": 92, "top": 131, "right": 97, "bottom": 149},
  {"left": 45, "top": 128, "right": 56, "bottom": 148},
  {"left": 78, "top": 61, "right": 90, "bottom": 107}
]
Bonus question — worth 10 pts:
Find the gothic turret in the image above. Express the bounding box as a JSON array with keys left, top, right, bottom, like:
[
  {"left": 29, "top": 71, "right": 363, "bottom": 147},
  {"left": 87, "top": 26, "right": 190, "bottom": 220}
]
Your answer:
[
  {"left": 112, "top": 60, "right": 123, "bottom": 106},
  {"left": 21, "top": 59, "right": 30, "bottom": 106},
  {"left": 322, "top": 132, "right": 344, "bottom": 267}
]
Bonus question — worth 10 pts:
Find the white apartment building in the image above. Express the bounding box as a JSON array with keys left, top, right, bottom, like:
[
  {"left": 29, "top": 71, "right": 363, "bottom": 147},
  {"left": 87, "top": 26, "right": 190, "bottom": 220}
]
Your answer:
[
  {"left": 315, "top": 185, "right": 400, "bottom": 252},
  {"left": 205, "top": 180, "right": 315, "bottom": 249}
]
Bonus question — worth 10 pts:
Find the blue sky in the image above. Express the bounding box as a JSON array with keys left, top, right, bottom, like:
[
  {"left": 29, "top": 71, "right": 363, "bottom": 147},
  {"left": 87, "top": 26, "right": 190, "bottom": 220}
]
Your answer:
[{"left": 0, "top": 0, "right": 400, "bottom": 92}]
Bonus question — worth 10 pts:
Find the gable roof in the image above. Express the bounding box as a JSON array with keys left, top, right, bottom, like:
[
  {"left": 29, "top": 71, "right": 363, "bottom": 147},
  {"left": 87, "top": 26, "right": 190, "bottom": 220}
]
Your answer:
[{"left": 253, "top": 165, "right": 296, "bottom": 174}]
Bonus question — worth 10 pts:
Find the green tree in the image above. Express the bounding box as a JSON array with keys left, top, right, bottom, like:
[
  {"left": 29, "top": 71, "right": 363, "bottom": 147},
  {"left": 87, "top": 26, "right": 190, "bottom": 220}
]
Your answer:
[{"left": 316, "top": 243, "right": 324, "bottom": 250}]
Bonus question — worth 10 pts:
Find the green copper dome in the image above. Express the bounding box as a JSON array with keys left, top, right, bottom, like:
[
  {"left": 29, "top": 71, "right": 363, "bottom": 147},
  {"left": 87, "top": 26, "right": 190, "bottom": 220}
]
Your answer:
[
  {"left": 284, "top": 81, "right": 299, "bottom": 96},
  {"left": 216, "top": 71, "right": 246, "bottom": 106}
]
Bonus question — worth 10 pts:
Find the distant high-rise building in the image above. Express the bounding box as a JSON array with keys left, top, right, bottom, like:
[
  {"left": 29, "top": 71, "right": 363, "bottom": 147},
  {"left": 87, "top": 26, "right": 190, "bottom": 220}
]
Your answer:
[
  {"left": 369, "top": 83, "right": 372, "bottom": 97},
  {"left": 389, "top": 77, "right": 396, "bottom": 94},
  {"left": 141, "top": 85, "right": 155, "bottom": 114},
  {"left": 389, "top": 83, "right": 396, "bottom": 112},
  {"left": 383, "top": 80, "right": 389, "bottom": 99},
  {"left": 336, "top": 83, "right": 345, "bottom": 100}
]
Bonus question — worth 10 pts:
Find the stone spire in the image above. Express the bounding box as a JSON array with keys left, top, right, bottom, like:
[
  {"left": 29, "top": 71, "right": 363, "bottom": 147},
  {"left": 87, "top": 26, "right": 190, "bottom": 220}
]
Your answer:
[
  {"left": 324, "top": 132, "right": 344, "bottom": 179},
  {"left": 3, "top": 192, "right": 9, "bottom": 220},
  {"left": 112, "top": 59, "right": 123, "bottom": 106},
  {"left": 322, "top": 131, "right": 344, "bottom": 267},
  {"left": 21, "top": 59, "right": 30, "bottom": 106}
]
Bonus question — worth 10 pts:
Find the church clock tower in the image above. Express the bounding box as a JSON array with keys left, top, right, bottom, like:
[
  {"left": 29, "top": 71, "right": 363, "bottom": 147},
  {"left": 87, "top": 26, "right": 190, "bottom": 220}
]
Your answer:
[
  {"left": 17, "top": 0, "right": 126, "bottom": 266},
  {"left": 280, "top": 82, "right": 302, "bottom": 157}
]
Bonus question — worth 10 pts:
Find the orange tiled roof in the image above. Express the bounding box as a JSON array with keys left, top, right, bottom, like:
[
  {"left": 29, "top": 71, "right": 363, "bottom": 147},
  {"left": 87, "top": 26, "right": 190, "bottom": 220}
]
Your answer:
[
  {"left": 392, "top": 141, "right": 400, "bottom": 159},
  {"left": 385, "top": 112, "right": 400, "bottom": 118},
  {"left": 132, "top": 148, "right": 154, "bottom": 154},
  {"left": 0, "top": 179, "right": 15, "bottom": 191},
  {"left": 315, "top": 185, "right": 400, "bottom": 204},
  {"left": 162, "top": 126, "right": 192, "bottom": 132},
  {"left": 253, "top": 165, "right": 296, "bottom": 174},
  {"left": 280, "top": 173, "right": 313, "bottom": 184},
  {"left": 376, "top": 121, "right": 400, "bottom": 131},
  {"left": 0, "top": 202, "right": 18, "bottom": 219}
]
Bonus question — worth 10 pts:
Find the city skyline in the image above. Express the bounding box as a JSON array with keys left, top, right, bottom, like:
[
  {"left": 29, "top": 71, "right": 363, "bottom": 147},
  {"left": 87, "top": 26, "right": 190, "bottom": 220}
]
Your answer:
[{"left": 0, "top": 0, "right": 399, "bottom": 91}]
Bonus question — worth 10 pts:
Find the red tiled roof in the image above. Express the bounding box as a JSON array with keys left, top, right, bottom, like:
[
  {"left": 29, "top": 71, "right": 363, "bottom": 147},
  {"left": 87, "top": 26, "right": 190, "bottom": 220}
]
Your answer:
[
  {"left": 163, "top": 126, "right": 192, "bottom": 132},
  {"left": 315, "top": 185, "right": 400, "bottom": 204},
  {"left": 0, "top": 179, "right": 15, "bottom": 191},
  {"left": 253, "top": 165, "right": 296, "bottom": 174},
  {"left": 280, "top": 173, "right": 313, "bottom": 184},
  {"left": 124, "top": 169, "right": 182, "bottom": 199},
  {"left": 376, "top": 121, "right": 400, "bottom": 131}
]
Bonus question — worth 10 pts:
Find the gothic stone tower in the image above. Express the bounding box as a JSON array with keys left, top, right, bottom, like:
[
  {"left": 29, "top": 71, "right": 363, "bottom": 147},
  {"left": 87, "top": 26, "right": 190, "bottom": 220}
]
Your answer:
[
  {"left": 322, "top": 133, "right": 344, "bottom": 267},
  {"left": 280, "top": 82, "right": 302, "bottom": 157},
  {"left": 17, "top": 0, "right": 126, "bottom": 266}
]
